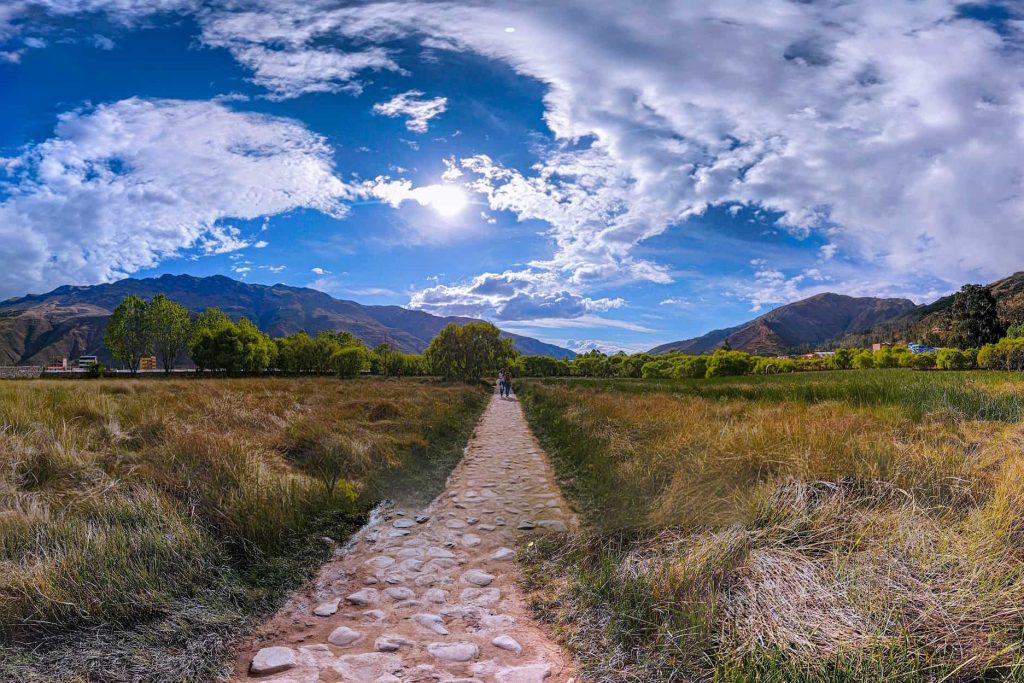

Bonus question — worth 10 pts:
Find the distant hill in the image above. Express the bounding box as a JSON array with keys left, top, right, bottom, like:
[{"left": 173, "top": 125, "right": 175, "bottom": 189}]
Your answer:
[
  {"left": 839, "top": 271, "right": 1024, "bottom": 347},
  {"left": 0, "top": 274, "right": 575, "bottom": 365},
  {"left": 651, "top": 293, "right": 917, "bottom": 356}
]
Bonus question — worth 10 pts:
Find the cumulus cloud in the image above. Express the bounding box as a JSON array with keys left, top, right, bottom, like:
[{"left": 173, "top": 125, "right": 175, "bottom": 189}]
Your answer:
[
  {"left": 409, "top": 269, "right": 624, "bottom": 320},
  {"left": 373, "top": 90, "right": 448, "bottom": 132},
  {"left": 7, "top": 0, "right": 1024, "bottom": 315},
  {"left": 0, "top": 98, "right": 352, "bottom": 297}
]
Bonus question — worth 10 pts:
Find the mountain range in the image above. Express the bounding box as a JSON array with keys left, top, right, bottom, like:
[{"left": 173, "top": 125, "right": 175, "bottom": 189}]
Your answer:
[
  {"left": 650, "top": 293, "right": 918, "bottom": 356},
  {"left": 0, "top": 275, "right": 575, "bottom": 365}
]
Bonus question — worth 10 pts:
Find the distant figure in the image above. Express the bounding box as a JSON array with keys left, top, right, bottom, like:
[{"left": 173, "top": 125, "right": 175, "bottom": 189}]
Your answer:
[
  {"left": 501, "top": 367, "right": 513, "bottom": 399},
  {"left": 497, "top": 369, "right": 506, "bottom": 396}
]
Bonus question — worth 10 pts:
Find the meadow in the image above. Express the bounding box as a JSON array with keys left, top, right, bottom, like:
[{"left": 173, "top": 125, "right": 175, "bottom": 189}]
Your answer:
[
  {"left": 0, "top": 377, "right": 487, "bottom": 682},
  {"left": 517, "top": 370, "right": 1024, "bottom": 682}
]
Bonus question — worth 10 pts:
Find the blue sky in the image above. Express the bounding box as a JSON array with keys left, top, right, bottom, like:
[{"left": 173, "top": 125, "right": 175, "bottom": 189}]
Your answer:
[{"left": 1, "top": 1, "right": 1022, "bottom": 352}]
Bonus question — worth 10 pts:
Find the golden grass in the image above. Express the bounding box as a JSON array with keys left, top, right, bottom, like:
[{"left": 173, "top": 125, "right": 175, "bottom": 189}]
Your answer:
[
  {"left": 0, "top": 377, "right": 486, "bottom": 681},
  {"left": 519, "top": 376, "right": 1024, "bottom": 681}
]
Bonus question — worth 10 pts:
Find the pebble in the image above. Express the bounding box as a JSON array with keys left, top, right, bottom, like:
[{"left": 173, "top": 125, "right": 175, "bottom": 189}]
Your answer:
[
  {"left": 366, "top": 556, "right": 396, "bottom": 570},
  {"left": 428, "top": 547, "right": 456, "bottom": 559},
  {"left": 535, "top": 519, "right": 568, "bottom": 532},
  {"left": 424, "top": 588, "right": 449, "bottom": 604},
  {"left": 516, "top": 520, "right": 536, "bottom": 530},
  {"left": 462, "top": 533, "right": 482, "bottom": 547},
  {"left": 384, "top": 586, "right": 416, "bottom": 601},
  {"left": 492, "top": 547, "right": 515, "bottom": 561},
  {"left": 415, "top": 514, "right": 430, "bottom": 523},
  {"left": 492, "top": 635, "right": 523, "bottom": 655},
  {"left": 327, "top": 626, "right": 364, "bottom": 647},
  {"left": 427, "top": 642, "right": 480, "bottom": 663},
  {"left": 446, "top": 519, "right": 468, "bottom": 529},
  {"left": 462, "top": 569, "right": 495, "bottom": 586},
  {"left": 393, "top": 519, "right": 415, "bottom": 528},
  {"left": 495, "top": 663, "right": 553, "bottom": 682},
  {"left": 313, "top": 598, "right": 340, "bottom": 616},
  {"left": 346, "top": 588, "right": 379, "bottom": 605},
  {"left": 375, "top": 634, "right": 415, "bottom": 652},
  {"left": 249, "top": 646, "right": 296, "bottom": 675},
  {"left": 362, "top": 609, "right": 386, "bottom": 622},
  {"left": 414, "top": 613, "right": 450, "bottom": 635}
]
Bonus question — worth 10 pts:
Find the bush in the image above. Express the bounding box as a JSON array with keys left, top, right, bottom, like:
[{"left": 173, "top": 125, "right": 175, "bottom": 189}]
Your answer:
[
  {"left": 936, "top": 348, "right": 971, "bottom": 370},
  {"left": 905, "top": 351, "right": 936, "bottom": 370},
  {"left": 332, "top": 346, "right": 366, "bottom": 377},
  {"left": 852, "top": 350, "right": 874, "bottom": 369},
  {"left": 705, "top": 350, "right": 753, "bottom": 378}
]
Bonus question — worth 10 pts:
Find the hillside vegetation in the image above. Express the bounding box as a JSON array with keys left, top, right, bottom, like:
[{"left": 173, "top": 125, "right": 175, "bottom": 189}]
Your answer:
[
  {"left": 0, "top": 378, "right": 487, "bottom": 682},
  {"left": 518, "top": 371, "right": 1024, "bottom": 682}
]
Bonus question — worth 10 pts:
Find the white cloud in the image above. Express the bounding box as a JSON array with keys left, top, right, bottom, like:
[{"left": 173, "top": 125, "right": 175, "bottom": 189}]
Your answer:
[
  {"left": 7, "top": 0, "right": 1024, "bottom": 316},
  {"left": 0, "top": 98, "right": 352, "bottom": 297},
  {"left": 408, "top": 269, "right": 624, "bottom": 321},
  {"left": 319, "top": 0, "right": 1024, "bottom": 301},
  {"left": 311, "top": 267, "right": 330, "bottom": 275},
  {"left": 373, "top": 90, "right": 448, "bottom": 132},
  {"left": 253, "top": 240, "right": 269, "bottom": 248}
]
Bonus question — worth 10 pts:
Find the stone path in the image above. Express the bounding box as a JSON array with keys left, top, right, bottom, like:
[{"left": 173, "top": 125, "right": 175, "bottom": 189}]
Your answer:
[{"left": 233, "top": 392, "right": 579, "bottom": 683}]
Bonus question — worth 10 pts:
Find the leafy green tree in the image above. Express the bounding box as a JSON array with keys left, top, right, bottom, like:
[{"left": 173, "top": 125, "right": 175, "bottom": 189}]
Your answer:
[
  {"left": 829, "top": 348, "right": 855, "bottom": 370},
  {"left": 936, "top": 348, "right": 970, "bottom": 370},
  {"left": 906, "top": 351, "right": 936, "bottom": 370},
  {"left": 333, "top": 346, "right": 366, "bottom": 377},
  {"left": 948, "top": 284, "right": 1003, "bottom": 349},
  {"left": 147, "top": 295, "right": 191, "bottom": 374},
  {"left": 705, "top": 350, "right": 753, "bottom": 377},
  {"left": 189, "top": 308, "right": 233, "bottom": 373},
  {"left": 104, "top": 295, "right": 151, "bottom": 374},
  {"left": 519, "top": 355, "right": 564, "bottom": 377},
  {"left": 572, "top": 351, "right": 611, "bottom": 377},
  {"left": 852, "top": 350, "right": 874, "bottom": 369},
  {"left": 426, "top": 322, "right": 515, "bottom": 381},
  {"left": 237, "top": 318, "right": 275, "bottom": 373}
]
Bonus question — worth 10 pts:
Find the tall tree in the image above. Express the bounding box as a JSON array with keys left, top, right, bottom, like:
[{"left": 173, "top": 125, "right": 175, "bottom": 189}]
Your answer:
[
  {"left": 104, "top": 295, "right": 151, "bottom": 375},
  {"left": 148, "top": 295, "right": 191, "bottom": 374},
  {"left": 426, "top": 322, "right": 515, "bottom": 381},
  {"left": 948, "top": 284, "right": 1003, "bottom": 349}
]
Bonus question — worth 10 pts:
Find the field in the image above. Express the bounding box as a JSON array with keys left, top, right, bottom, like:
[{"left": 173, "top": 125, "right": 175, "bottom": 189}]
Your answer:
[
  {"left": 0, "top": 377, "right": 487, "bottom": 682},
  {"left": 517, "top": 370, "right": 1024, "bottom": 682}
]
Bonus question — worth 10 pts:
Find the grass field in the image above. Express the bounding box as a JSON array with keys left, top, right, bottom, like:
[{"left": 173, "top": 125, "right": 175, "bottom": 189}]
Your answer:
[
  {"left": 518, "top": 370, "right": 1024, "bottom": 682},
  {"left": 0, "top": 377, "right": 487, "bottom": 682}
]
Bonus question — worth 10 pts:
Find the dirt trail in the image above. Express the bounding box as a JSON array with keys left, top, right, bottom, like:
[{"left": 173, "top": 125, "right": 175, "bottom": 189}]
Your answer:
[{"left": 233, "top": 392, "right": 579, "bottom": 683}]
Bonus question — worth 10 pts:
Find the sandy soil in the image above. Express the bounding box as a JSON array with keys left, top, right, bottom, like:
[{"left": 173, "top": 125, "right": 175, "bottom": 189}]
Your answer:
[{"left": 232, "top": 391, "right": 579, "bottom": 683}]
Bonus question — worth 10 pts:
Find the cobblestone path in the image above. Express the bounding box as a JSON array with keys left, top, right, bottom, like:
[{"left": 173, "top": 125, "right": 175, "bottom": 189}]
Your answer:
[{"left": 234, "top": 392, "right": 578, "bottom": 683}]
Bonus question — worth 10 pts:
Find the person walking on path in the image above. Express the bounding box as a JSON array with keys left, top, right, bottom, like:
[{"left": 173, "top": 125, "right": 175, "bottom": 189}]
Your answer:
[
  {"left": 497, "top": 369, "right": 506, "bottom": 396},
  {"left": 501, "top": 367, "right": 514, "bottom": 399}
]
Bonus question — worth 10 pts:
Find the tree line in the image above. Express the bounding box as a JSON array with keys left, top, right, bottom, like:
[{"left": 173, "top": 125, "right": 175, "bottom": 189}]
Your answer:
[
  {"left": 102, "top": 282, "right": 1024, "bottom": 381},
  {"left": 102, "top": 295, "right": 513, "bottom": 379}
]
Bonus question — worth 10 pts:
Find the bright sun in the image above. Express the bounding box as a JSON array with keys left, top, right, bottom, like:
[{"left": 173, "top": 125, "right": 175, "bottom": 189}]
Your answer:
[{"left": 427, "top": 184, "right": 468, "bottom": 217}]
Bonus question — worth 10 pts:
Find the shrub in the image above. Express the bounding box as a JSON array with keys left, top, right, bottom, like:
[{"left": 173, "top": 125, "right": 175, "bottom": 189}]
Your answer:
[
  {"left": 705, "top": 350, "right": 753, "bottom": 378},
  {"left": 852, "top": 350, "right": 874, "bottom": 369},
  {"left": 905, "top": 351, "right": 936, "bottom": 370},
  {"left": 333, "top": 346, "right": 366, "bottom": 377},
  {"left": 936, "top": 348, "right": 970, "bottom": 370}
]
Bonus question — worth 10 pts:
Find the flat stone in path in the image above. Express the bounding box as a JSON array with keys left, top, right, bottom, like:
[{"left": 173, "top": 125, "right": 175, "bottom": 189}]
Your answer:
[
  {"left": 234, "top": 394, "right": 577, "bottom": 682},
  {"left": 493, "top": 635, "right": 523, "bottom": 655},
  {"left": 462, "top": 569, "right": 495, "bottom": 586},
  {"left": 313, "top": 598, "right": 340, "bottom": 616},
  {"left": 428, "top": 642, "right": 480, "bottom": 662},
  {"left": 327, "top": 626, "right": 363, "bottom": 647},
  {"left": 249, "top": 646, "right": 296, "bottom": 675}
]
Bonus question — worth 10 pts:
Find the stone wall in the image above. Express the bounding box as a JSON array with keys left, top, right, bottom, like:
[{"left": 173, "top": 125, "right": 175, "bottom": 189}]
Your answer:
[{"left": 0, "top": 366, "right": 44, "bottom": 379}]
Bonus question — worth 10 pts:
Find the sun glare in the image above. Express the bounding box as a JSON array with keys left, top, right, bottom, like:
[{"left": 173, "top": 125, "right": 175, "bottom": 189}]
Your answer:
[{"left": 426, "top": 184, "right": 468, "bottom": 217}]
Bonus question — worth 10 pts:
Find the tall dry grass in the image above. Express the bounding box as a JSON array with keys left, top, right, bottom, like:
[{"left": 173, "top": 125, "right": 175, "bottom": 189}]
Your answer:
[
  {"left": 0, "top": 377, "right": 486, "bottom": 682},
  {"left": 518, "top": 373, "right": 1024, "bottom": 682}
]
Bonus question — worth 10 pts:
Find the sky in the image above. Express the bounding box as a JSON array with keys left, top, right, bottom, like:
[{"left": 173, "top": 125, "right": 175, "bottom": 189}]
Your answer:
[{"left": 1, "top": 1, "right": 1022, "bottom": 353}]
